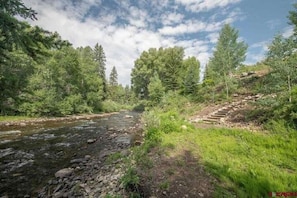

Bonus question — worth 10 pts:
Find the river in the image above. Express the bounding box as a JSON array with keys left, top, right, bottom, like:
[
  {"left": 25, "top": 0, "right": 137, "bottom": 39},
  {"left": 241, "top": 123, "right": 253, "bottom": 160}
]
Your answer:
[{"left": 0, "top": 111, "right": 141, "bottom": 197}]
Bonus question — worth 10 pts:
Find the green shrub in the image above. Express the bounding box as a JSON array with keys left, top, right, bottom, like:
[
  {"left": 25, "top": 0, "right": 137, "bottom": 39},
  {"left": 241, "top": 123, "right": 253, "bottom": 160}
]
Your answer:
[{"left": 100, "top": 100, "right": 132, "bottom": 112}]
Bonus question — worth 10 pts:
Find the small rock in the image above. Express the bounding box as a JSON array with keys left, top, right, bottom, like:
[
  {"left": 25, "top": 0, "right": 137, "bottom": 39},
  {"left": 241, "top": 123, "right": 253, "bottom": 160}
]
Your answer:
[
  {"left": 198, "top": 192, "right": 204, "bottom": 197},
  {"left": 87, "top": 139, "right": 96, "bottom": 144},
  {"left": 20, "top": 122, "right": 27, "bottom": 127},
  {"left": 181, "top": 125, "right": 187, "bottom": 130},
  {"left": 55, "top": 168, "right": 74, "bottom": 178},
  {"left": 70, "top": 158, "right": 84, "bottom": 164},
  {"left": 120, "top": 149, "right": 130, "bottom": 157},
  {"left": 124, "top": 115, "right": 133, "bottom": 119},
  {"left": 134, "top": 140, "right": 142, "bottom": 146}
]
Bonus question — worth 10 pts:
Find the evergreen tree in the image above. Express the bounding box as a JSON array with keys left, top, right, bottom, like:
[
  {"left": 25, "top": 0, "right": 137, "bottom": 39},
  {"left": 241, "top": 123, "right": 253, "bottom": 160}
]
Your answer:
[
  {"left": 109, "top": 66, "right": 118, "bottom": 86},
  {"left": 0, "top": 0, "right": 69, "bottom": 61},
  {"left": 93, "top": 43, "right": 107, "bottom": 98},
  {"left": 183, "top": 57, "right": 200, "bottom": 95}
]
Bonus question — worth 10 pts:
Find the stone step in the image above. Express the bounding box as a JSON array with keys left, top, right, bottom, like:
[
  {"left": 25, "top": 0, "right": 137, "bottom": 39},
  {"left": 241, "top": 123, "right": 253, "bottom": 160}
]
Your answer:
[
  {"left": 203, "top": 118, "right": 220, "bottom": 123},
  {"left": 203, "top": 120, "right": 218, "bottom": 124},
  {"left": 210, "top": 115, "right": 225, "bottom": 119},
  {"left": 216, "top": 111, "right": 229, "bottom": 115}
]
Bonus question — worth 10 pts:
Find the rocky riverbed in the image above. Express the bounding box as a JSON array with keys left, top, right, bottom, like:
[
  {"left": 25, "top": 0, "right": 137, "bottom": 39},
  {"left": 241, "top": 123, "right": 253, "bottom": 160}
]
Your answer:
[{"left": 0, "top": 111, "right": 143, "bottom": 197}]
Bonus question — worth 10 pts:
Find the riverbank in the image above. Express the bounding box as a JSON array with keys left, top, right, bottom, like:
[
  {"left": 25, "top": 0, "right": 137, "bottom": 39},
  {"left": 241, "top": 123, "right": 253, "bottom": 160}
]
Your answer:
[{"left": 0, "top": 112, "right": 119, "bottom": 128}]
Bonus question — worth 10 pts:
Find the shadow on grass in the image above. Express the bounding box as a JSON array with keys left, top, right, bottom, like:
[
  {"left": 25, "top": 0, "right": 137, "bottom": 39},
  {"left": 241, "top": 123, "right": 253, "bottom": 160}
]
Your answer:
[{"left": 204, "top": 161, "right": 277, "bottom": 197}]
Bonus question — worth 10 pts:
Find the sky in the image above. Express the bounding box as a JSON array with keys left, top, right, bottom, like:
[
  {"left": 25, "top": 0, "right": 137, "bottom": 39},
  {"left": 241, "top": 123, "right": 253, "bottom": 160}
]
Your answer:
[{"left": 23, "top": 0, "right": 297, "bottom": 86}]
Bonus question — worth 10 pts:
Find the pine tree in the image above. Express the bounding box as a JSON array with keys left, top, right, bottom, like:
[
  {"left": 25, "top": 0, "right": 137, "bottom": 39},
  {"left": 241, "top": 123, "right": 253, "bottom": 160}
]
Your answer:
[
  {"left": 109, "top": 66, "right": 118, "bottom": 86},
  {"left": 94, "top": 43, "right": 107, "bottom": 97},
  {"left": 183, "top": 57, "right": 200, "bottom": 95}
]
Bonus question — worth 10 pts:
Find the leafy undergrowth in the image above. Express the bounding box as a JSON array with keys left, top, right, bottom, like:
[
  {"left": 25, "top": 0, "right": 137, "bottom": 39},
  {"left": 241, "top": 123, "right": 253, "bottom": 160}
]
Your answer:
[{"left": 129, "top": 106, "right": 297, "bottom": 197}]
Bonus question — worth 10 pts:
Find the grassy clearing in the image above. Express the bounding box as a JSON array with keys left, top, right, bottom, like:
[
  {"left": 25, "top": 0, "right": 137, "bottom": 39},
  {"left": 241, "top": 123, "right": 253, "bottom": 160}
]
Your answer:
[{"left": 161, "top": 126, "right": 297, "bottom": 197}]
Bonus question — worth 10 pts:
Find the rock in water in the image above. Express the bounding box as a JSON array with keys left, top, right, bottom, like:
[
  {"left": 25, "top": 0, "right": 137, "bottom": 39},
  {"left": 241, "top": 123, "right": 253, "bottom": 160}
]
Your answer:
[
  {"left": 55, "top": 168, "right": 73, "bottom": 178},
  {"left": 124, "top": 115, "right": 133, "bottom": 119}
]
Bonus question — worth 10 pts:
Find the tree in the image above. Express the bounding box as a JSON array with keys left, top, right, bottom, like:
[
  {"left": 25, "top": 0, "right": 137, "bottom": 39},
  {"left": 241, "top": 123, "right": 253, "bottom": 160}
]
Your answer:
[
  {"left": 288, "top": 3, "right": 297, "bottom": 36},
  {"left": 209, "top": 24, "right": 248, "bottom": 99},
  {"left": 148, "top": 72, "right": 165, "bottom": 105},
  {"left": 183, "top": 57, "right": 200, "bottom": 95},
  {"left": 109, "top": 66, "right": 118, "bottom": 86},
  {"left": 0, "top": 50, "right": 35, "bottom": 114},
  {"left": 266, "top": 34, "right": 297, "bottom": 102},
  {"left": 159, "top": 47, "right": 185, "bottom": 91},
  {"left": 0, "top": 0, "right": 69, "bottom": 61},
  {"left": 131, "top": 48, "right": 161, "bottom": 98},
  {"left": 93, "top": 43, "right": 107, "bottom": 98},
  {"left": 78, "top": 46, "right": 104, "bottom": 111},
  {"left": 131, "top": 47, "right": 186, "bottom": 98}
]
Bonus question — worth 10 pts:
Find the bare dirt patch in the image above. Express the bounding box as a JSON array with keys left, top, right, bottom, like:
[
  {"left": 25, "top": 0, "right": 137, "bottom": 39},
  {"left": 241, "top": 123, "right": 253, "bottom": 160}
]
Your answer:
[{"left": 135, "top": 147, "right": 216, "bottom": 198}]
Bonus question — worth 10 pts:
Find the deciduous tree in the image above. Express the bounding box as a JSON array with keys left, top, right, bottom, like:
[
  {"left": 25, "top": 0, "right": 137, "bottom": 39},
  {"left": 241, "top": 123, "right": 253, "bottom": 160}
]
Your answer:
[{"left": 208, "top": 24, "right": 248, "bottom": 99}]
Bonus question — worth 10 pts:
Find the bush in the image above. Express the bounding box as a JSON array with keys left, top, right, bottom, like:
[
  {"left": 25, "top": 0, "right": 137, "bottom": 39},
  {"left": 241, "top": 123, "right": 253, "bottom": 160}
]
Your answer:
[{"left": 100, "top": 100, "right": 132, "bottom": 112}]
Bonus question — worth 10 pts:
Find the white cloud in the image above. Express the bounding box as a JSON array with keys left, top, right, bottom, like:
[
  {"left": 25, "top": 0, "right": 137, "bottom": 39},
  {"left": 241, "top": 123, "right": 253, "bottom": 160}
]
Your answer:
[
  {"left": 282, "top": 26, "right": 294, "bottom": 38},
  {"left": 159, "top": 20, "right": 221, "bottom": 35},
  {"left": 244, "top": 41, "right": 270, "bottom": 65},
  {"left": 250, "top": 41, "right": 269, "bottom": 50},
  {"left": 207, "top": 32, "right": 219, "bottom": 43},
  {"left": 175, "top": 0, "right": 242, "bottom": 12},
  {"left": 161, "top": 13, "right": 185, "bottom": 25}
]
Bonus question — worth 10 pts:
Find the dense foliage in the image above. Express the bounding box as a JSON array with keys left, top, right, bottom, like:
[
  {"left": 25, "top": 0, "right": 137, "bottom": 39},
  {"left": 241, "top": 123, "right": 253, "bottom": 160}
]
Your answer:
[
  {"left": 0, "top": 1, "right": 135, "bottom": 116},
  {"left": 131, "top": 47, "right": 200, "bottom": 99}
]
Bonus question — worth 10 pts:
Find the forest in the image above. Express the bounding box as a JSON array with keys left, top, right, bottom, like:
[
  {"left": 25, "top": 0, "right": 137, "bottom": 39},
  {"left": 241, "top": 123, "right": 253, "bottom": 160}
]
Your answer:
[
  {"left": 0, "top": 0, "right": 136, "bottom": 117},
  {"left": 1, "top": 0, "right": 297, "bottom": 197}
]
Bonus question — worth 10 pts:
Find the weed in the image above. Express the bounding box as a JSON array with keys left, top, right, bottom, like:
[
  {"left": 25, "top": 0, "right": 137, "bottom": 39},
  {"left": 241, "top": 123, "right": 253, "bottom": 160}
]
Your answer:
[
  {"left": 159, "top": 180, "right": 170, "bottom": 190},
  {"left": 105, "top": 152, "right": 123, "bottom": 164},
  {"left": 165, "top": 168, "right": 175, "bottom": 176},
  {"left": 121, "top": 167, "right": 140, "bottom": 190}
]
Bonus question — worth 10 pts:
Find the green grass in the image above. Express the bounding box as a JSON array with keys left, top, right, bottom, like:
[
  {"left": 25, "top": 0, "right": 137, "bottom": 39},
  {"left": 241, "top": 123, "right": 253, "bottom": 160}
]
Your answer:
[
  {"left": 0, "top": 116, "right": 33, "bottom": 122},
  {"left": 160, "top": 127, "right": 297, "bottom": 197}
]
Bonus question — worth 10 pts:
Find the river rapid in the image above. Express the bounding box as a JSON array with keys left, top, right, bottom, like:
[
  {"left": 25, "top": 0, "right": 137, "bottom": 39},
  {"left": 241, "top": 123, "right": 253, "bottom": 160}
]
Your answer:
[{"left": 0, "top": 111, "right": 141, "bottom": 197}]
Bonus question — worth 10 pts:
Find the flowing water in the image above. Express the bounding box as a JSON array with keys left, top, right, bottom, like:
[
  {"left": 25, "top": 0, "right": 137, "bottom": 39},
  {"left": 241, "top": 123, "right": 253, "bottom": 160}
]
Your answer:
[{"left": 0, "top": 111, "right": 140, "bottom": 197}]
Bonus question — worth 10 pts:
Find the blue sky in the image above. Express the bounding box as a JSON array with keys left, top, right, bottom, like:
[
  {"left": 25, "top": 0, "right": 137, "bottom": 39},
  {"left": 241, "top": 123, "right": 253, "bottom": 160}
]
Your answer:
[{"left": 23, "top": 0, "right": 297, "bottom": 85}]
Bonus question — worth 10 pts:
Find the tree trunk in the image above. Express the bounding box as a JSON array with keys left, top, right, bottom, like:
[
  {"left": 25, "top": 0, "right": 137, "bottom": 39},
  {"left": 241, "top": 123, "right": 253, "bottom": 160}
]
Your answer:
[
  {"left": 224, "top": 73, "right": 229, "bottom": 100},
  {"left": 288, "top": 75, "right": 292, "bottom": 103}
]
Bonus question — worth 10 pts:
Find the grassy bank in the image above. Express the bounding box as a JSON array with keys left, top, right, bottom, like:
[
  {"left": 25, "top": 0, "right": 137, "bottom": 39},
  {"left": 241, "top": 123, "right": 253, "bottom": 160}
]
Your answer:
[
  {"left": 0, "top": 116, "right": 33, "bottom": 122},
  {"left": 127, "top": 104, "right": 297, "bottom": 197},
  {"left": 161, "top": 127, "right": 297, "bottom": 197}
]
